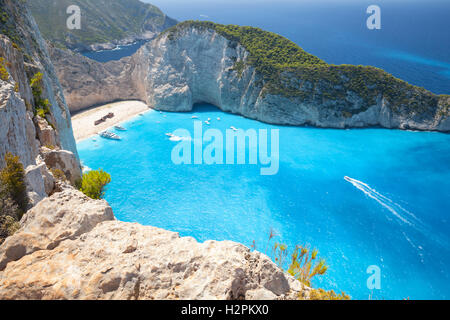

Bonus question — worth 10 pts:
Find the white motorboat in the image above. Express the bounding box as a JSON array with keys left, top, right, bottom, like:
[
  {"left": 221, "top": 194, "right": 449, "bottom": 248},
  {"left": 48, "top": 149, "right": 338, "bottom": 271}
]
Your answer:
[
  {"left": 114, "top": 125, "right": 126, "bottom": 131},
  {"left": 99, "top": 131, "right": 121, "bottom": 140}
]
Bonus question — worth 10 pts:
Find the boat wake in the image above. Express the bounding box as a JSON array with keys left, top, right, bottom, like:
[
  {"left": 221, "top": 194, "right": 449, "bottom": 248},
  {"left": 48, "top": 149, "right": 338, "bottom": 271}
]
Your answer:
[
  {"left": 344, "top": 176, "right": 421, "bottom": 226},
  {"left": 345, "top": 176, "right": 450, "bottom": 253}
]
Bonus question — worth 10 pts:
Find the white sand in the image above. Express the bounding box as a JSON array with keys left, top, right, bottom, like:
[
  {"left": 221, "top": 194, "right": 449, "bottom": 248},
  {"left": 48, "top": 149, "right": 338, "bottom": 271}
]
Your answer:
[{"left": 71, "top": 100, "right": 151, "bottom": 142}]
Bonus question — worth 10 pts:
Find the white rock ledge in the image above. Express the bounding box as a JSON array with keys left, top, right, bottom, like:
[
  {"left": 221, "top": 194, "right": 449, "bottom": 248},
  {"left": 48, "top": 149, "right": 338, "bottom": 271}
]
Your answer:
[{"left": 0, "top": 188, "right": 307, "bottom": 300}]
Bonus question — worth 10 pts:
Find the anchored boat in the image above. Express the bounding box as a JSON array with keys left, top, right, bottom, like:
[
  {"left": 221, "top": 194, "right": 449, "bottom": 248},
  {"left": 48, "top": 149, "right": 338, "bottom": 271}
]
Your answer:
[
  {"left": 99, "top": 131, "right": 121, "bottom": 140},
  {"left": 114, "top": 125, "right": 127, "bottom": 131}
]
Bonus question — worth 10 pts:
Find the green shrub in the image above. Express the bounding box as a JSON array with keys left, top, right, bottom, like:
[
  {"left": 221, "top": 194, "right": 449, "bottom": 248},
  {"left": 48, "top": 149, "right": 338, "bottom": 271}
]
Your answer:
[
  {"left": 79, "top": 169, "right": 111, "bottom": 199},
  {"left": 287, "top": 245, "right": 328, "bottom": 287},
  {"left": 30, "top": 72, "right": 51, "bottom": 117},
  {"left": 0, "top": 214, "right": 20, "bottom": 245},
  {"left": 0, "top": 153, "right": 29, "bottom": 217},
  {"left": 0, "top": 57, "right": 9, "bottom": 81},
  {"left": 49, "top": 168, "right": 66, "bottom": 182},
  {"left": 307, "top": 288, "right": 350, "bottom": 300},
  {"left": 253, "top": 229, "right": 350, "bottom": 300},
  {"left": 1, "top": 175, "right": 22, "bottom": 245},
  {"left": 232, "top": 60, "right": 246, "bottom": 78}
]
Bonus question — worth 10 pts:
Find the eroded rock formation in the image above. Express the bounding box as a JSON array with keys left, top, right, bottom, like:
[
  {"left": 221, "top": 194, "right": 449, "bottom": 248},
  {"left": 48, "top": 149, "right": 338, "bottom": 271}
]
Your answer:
[
  {"left": 0, "top": 0, "right": 81, "bottom": 204},
  {"left": 50, "top": 23, "right": 450, "bottom": 132},
  {"left": 0, "top": 188, "right": 307, "bottom": 300},
  {"left": 48, "top": 45, "right": 147, "bottom": 113}
]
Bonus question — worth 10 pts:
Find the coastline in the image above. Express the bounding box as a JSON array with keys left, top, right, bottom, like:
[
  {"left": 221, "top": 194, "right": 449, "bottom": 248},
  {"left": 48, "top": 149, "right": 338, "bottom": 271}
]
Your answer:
[{"left": 71, "top": 100, "right": 151, "bottom": 142}]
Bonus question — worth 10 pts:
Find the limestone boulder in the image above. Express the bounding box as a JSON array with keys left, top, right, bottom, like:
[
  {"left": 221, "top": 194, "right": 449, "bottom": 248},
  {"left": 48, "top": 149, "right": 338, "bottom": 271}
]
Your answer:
[
  {"left": 35, "top": 116, "right": 59, "bottom": 148},
  {"left": 0, "top": 188, "right": 306, "bottom": 300},
  {"left": 42, "top": 149, "right": 82, "bottom": 185},
  {"left": 0, "top": 188, "right": 114, "bottom": 271}
]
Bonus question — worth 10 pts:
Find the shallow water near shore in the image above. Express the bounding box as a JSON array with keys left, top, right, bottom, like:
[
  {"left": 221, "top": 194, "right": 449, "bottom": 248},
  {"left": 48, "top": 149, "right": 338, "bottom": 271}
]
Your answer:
[{"left": 77, "top": 104, "right": 450, "bottom": 299}]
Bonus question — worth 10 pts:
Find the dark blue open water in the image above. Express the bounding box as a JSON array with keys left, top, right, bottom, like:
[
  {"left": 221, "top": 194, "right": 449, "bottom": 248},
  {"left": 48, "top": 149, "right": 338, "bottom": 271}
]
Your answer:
[{"left": 145, "top": 0, "right": 450, "bottom": 94}]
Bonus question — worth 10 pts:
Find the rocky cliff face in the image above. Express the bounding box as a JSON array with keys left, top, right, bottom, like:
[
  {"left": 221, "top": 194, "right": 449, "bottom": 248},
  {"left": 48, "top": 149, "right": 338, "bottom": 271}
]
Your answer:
[
  {"left": 48, "top": 45, "right": 146, "bottom": 112},
  {"left": 140, "top": 26, "right": 450, "bottom": 132},
  {"left": 0, "top": 0, "right": 81, "bottom": 205},
  {"left": 0, "top": 187, "right": 307, "bottom": 300},
  {"left": 50, "top": 23, "right": 449, "bottom": 132}
]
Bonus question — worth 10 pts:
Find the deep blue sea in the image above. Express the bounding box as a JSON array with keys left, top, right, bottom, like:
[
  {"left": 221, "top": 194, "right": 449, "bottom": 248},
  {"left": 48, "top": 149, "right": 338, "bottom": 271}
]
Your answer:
[
  {"left": 81, "top": 40, "right": 148, "bottom": 62},
  {"left": 86, "top": 0, "right": 450, "bottom": 93},
  {"left": 77, "top": 104, "right": 450, "bottom": 300},
  {"left": 146, "top": 0, "right": 450, "bottom": 94}
]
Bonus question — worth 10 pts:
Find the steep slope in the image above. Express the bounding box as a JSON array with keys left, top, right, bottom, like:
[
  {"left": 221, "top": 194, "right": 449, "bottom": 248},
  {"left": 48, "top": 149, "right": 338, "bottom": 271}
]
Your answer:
[
  {"left": 48, "top": 43, "right": 146, "bottom": 112},
  {"left": 0, "top": 0, "right": 81, "bottom": 206},
  {"left": 143, "top": 21, "right": 449, "bottom": 131},
  {"left": 0, "top": 188, "right": 307, "bottom": 300},
  {"left": 28, "top": 0, "right": 177, "bottom": 51}
]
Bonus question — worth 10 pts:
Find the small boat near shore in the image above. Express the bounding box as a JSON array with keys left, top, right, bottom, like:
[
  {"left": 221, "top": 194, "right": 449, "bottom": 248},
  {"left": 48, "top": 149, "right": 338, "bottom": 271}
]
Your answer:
[
  {"left": 99, "top": 131, "right": 121, "bottom": 140},
  {"left": 114, "top": 125, "right": 127, "bottom": 131}
]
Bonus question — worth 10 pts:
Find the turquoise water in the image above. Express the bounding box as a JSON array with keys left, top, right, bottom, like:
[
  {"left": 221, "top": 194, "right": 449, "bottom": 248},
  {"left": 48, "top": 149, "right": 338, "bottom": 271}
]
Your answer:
[{"left": 77, "top": 104, "right": 450, "bottom": 299}]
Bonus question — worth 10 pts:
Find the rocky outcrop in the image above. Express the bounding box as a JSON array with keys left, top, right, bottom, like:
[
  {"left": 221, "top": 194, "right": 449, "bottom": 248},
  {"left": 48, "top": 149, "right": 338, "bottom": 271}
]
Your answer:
[
  {"left": 41, "top": 148, "right": 81, "bottom": 185},
  {"left": 50, "top": 23, "right": 449, "bottom": 132},
  {"left": 48, "top": 45, "right": 146, "bottom": 113},
  {"left": 0, "top": 188, "right": 307, "bottom": 300},
  {"left": 1, "top": 0, "right": 81, "bottom": 203},
  {"left": 138, "top": 25, "right": 450, "bottom": 132},
  {"left": 0, "top": 37, "right": 40, "bottom": 168},
  {"left": 35, "top": 116, "right": 58, "bottom": 148}
]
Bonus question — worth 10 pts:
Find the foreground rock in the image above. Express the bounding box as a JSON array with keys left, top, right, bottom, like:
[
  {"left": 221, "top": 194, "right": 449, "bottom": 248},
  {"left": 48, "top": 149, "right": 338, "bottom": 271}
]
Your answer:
[{"left": 0, "top": 188, "right": 307, "bottom": 300}]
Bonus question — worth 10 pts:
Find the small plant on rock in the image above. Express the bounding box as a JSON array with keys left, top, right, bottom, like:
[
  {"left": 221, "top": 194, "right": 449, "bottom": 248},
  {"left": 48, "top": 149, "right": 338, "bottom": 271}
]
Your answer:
[
  {"left": 79, "top": 169, "right": 111, "bottom": 200},
  {"left": 252, "top": 229, "right": 350, "bottom": 300},
  {"left": 0, "top": 153, "right": 28, "bottom": 217},
  {"left": 0, "top": 57, "right": 9, "bottom": 81},
  {"left": 30, "top": 72, "right": 51, "bottom": 117},
  {"left": 287, "top": 245, "right": 328, "bottom": 287}
]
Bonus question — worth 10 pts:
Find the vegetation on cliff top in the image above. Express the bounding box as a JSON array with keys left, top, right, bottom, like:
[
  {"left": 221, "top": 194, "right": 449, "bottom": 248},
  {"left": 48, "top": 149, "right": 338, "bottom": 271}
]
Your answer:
[
  {"left": 0, "top": 57, "right": 9, "bottom": 81},
  {"left": 79, "top": 169, "right": 111, "bottom": 200},
  {"left": 165, "top": 21, "right": 448, "bottom": 116},
  {"left": 28, "top": 0, "right": 177, "bottom": 50},
  {"left": 0, "top": 153, "right": 23, "bottom": 245},
  {"left": 0, "top": 153, "right": 29, "bottom": 219},
  {"left": 30, "top": 72, "right": 52, "bottom": 118},
  {"left": 253, "top": 229, "right": 350, "bottom": 300}
]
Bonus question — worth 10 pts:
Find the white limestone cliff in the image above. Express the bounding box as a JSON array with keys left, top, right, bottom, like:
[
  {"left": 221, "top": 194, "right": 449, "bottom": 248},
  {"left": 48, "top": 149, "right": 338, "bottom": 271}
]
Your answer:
[
  {"left": 50, "top": 25, "right": 450, "bottom": 132},
  {"left": 0, "top": 0, "right": 81, "bottom": 205}
]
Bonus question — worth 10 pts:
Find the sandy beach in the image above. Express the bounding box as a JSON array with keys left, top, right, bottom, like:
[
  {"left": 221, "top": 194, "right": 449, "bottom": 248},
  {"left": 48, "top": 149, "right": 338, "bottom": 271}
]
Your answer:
[{"left": 71, "top": 100, "right": 151, "bottom": 142}]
